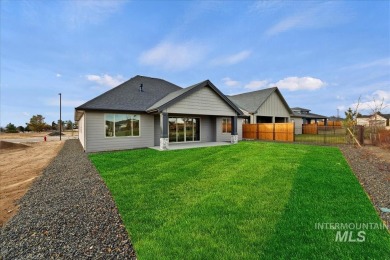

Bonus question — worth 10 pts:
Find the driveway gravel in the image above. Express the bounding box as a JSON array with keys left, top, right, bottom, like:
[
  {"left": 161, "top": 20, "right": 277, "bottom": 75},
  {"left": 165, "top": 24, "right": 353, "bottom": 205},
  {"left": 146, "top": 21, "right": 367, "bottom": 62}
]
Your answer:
[
  {"left": 339, "top": 145, "right": 390, "bottom": 226},
  {"left": 1, "top": 140, "right": 136, "bottom": 259}
]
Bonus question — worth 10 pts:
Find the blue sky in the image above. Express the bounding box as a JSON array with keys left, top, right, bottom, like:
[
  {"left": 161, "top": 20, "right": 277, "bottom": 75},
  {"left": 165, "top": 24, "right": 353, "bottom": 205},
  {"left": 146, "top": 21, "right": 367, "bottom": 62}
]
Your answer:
[{"left": 1, "top": 0, "right": 389, "bottom": 127}]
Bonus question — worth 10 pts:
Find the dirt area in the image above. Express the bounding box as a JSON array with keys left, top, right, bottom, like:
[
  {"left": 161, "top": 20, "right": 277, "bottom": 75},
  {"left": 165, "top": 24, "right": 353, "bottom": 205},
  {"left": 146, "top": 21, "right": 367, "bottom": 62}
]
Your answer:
[
  {"left": 0, "top": 130, "right": 77, "bottom": 140},
  {"left": 0, "top": 139, "right": 64, "bottom": 226},
  {"left": 362, "top": 145, "right": 390, "bottom": 164}
]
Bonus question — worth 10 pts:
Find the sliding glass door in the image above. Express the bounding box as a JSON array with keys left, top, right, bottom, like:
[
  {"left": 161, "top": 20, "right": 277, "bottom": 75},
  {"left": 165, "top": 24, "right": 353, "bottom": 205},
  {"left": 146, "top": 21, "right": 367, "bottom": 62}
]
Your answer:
[{"left": 169, "top": 117, "right": 200, "bottom": 142}]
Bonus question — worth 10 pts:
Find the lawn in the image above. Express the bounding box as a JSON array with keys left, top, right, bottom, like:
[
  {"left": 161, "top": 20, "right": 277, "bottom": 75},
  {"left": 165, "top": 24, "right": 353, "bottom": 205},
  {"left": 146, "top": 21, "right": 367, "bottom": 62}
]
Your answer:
[
  {"left": 89, "top": 141, "right": 390, "bottom": 259},
  {"left": 295, "top": 134, "right": 347, "bottom": 144}
]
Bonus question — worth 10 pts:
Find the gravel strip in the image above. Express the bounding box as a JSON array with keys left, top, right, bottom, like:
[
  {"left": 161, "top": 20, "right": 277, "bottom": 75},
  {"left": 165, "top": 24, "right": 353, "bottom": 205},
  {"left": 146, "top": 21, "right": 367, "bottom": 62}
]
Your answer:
[
  {"left": 339, "top": 145, "right": 390, "bottom": 226},
  {"left": 1, "top": 140, "right": 136, "bottom": 259}
]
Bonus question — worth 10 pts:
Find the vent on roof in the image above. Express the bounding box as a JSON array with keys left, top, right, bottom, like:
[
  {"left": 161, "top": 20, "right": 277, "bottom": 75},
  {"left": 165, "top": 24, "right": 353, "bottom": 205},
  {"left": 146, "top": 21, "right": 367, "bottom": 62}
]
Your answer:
[{"left": 139, "top": 83, "right": 144, "bottom": 92}]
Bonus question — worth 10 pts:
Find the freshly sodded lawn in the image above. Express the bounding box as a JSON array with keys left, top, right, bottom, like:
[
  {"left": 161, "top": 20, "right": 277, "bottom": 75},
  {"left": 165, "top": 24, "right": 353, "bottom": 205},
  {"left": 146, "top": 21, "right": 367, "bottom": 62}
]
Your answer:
[{"left": 89, "top": 142, "right": 390, "bottom": 259}]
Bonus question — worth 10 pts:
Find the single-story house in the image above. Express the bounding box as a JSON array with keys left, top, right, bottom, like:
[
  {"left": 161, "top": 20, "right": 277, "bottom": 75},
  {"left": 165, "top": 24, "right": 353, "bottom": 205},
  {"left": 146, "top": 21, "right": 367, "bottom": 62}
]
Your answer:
[
  {"left": 290, "top": 107, "right": 327, "bottom": 134},
  {"left": 357, "top": 113, "right": 390, "bottom": 128},
  {"left": 75, "top": 75, "right": 243, "bottom": 152},
  {"left": 228, "top": 87, "right": 293, "bottom": 124}
]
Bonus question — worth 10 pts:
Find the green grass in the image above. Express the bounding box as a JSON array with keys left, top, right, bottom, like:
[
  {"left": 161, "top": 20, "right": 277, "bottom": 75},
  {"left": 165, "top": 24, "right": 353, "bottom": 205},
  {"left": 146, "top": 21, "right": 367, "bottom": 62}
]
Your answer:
[
  {"left": 89, "top": 142, "right": 390, "bottom": 259},
  {"left": 295, "top": 134, "right": 347, "bottom": 144}
]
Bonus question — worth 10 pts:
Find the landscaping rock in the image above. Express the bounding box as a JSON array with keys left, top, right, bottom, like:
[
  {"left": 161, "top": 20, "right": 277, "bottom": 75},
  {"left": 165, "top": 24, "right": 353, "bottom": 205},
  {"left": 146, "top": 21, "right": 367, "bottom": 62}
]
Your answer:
[
  {"left": 339, "top": 145, "right": 390, "bottom": 227},
  {"left": 0, "top": 139, "right": 136, "bottom": 259}
]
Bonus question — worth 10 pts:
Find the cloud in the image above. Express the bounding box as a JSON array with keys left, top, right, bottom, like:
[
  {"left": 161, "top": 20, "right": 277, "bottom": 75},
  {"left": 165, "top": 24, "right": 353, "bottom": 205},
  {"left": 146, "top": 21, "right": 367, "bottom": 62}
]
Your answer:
[
  {"left": 265, "top": 2, "right": 349, "bottom": 36},
  {"left": 64, "top": 0, "right": 128, "bottom": 28},
  {"left": 56, "top": 73, "right": 62, "bottom": 77},
  {"left": 212, "top": 50, "right": 252, "bottom": 66},
  {"left": 22, "top": 112, "right": 30, "bottom": 117},
  {"left": 341, "top": 58, "right": 390, "bottom": 70},
  {"left": 350, "top": 90, "right": 390, "bottom": 113},
  {"left": 85, "top": 74, "right": 125, "bottom": 88},
  {"left": 271, "top": 77, "right": 326, "bottom": 91},
  {"left": 266, "top": 14, "right": 305, "bottom": 36},
  {"left": 222, "top": 77, "right": 240, "bottom": 87},
  {"left": 244, "top": 80, "right": 268, "bottom": 91},
  {"left": 250, "top": 0, "right": 285, "bottom": 13},
  {"left": 139, "top": 41, "right": 207, "bottom": 71}
]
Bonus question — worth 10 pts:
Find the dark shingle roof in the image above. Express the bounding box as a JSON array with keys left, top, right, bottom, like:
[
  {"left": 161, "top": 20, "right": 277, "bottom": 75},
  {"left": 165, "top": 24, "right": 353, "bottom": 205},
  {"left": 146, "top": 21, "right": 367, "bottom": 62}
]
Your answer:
[
  {"left": 291, "top": 112, "right": 327, "bottom": 119},
  {"left": 228, "top": 87, "right": 292, "bottom": 114},
  {"left": 76, "top": 75, "right": 182, "bottom": 112},
  {"left": 147, "top": 81, "right": 201, "bottom": 112},
  {"left": 291, "top": 107, "right": 311, "bottom": 112}
]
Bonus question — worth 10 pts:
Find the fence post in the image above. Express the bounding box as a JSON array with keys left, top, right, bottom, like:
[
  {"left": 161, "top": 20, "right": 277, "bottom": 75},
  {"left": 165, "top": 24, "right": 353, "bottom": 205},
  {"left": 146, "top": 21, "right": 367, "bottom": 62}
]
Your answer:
[
  {"left": 273, "top": 123, "right": 275, "bottom": 140},
  {"left": 358, "top": 125, "right": 364, "bottom": 145}
]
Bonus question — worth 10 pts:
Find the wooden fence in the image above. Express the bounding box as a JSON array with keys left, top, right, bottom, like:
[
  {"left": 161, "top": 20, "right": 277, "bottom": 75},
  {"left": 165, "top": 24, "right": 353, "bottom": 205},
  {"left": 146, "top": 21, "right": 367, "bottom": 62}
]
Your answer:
[
  {"left": 243, "top": 123, "right": 294, "bottom": 142},
  {"left": 303, "top": 121, "right": 344, "bottom": 134}
]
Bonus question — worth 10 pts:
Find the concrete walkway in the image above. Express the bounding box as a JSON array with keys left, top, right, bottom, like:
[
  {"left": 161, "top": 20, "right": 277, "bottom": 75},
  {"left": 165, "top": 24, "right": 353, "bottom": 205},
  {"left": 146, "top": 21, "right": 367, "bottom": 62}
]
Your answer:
[{"left": 150, "top": 142, "right": 231, "bottom": 151}]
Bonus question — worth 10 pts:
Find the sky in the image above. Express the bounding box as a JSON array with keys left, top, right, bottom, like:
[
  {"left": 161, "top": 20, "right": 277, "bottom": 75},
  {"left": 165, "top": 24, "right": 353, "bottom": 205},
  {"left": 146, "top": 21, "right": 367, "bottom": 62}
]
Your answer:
[{"left": 1, "top": 0, "right": 389, "bottom": 127}]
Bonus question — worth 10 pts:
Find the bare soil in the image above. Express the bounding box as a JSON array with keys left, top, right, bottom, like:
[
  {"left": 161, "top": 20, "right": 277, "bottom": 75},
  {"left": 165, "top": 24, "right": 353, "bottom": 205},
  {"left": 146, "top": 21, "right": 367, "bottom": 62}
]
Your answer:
[
  {"left": 0, "top": 140, "right": 63, "bottom": 226},
  {"left": 0, "top": 130, "right": 77, "bottom": 140},
  {"left": 363, "top": 145, "right": 390, "bottom": 164}
]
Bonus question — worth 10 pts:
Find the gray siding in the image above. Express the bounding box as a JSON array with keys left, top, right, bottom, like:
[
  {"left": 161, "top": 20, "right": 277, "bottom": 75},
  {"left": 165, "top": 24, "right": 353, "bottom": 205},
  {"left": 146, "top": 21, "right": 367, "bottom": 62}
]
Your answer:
[
  {"left": 85, "top": 112, "right": 154, "bottom": 153},
  {"left": 237, "top": 118, "right": 243, "bottom": 141},
  {"left": 292, "top": 117, "right": 303, "bottom": 134},
  {"left": 154, "top": 115, "right": 160, "bottom": 146},
  {"left": 167, "top": 87, "right": 237, "bottom": 116},
  {"left": 216, "top": 117, "right": 232, "bottom": 142},
  {"left": 200, "top": 116, "right": 214, "bottom": 142},
  {"left": 256, "top": 92, "right": 291, "bottom": 118},
  {"left": 78, "top": 113, "right": 86, "bottom": 150}
]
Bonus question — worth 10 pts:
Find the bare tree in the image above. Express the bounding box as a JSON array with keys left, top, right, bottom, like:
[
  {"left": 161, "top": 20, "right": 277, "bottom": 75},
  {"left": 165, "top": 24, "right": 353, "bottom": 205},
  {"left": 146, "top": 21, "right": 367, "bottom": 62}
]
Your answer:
[{"left": 344, "top": 96, "right": 361, "bottom": 146}]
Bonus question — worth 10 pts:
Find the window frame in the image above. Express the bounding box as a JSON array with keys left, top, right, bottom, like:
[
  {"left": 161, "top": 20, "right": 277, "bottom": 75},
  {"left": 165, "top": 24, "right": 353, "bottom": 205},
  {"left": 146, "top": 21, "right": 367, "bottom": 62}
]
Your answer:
[
  {"left": 222, "top": 117, "right": 231, "bottom": 134},
  {"left": 168, "top": 117, "right": 201, "bottom": 143},
  {"left": 104, "top": 113, "right": 141, "bottom": 138}
]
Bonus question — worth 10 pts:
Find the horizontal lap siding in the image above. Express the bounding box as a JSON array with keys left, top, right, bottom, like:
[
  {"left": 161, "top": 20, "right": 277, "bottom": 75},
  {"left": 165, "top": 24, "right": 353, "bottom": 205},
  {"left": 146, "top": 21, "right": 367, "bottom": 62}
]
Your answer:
[
  {"left": 256, "top": 92, "right": 290, "bottom": 118},
  {"left": 237, "top": 118, "right": 243, "bottom": 140},
  {"left": 200, "top": 116, "right": 213, "bottom": 142},
  {"left": 85, "top": 112, "right": 154, "bottom": 152},
  {"left": 216, "top": 117, "right": 232, "bottom": 142},
  {"left": 167, "top": 87, "right": 237, "bottom": 116}
]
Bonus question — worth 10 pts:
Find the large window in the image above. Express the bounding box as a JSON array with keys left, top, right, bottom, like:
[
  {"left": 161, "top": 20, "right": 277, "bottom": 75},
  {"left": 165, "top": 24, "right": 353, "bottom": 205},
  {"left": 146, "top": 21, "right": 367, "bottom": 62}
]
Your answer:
[
  {"left": 105, "top": 114, "right": 140, "bottom": 137},
  {"left": 222, "top": 118, "right": 231, "bottom": 133},
  {"left": 169, "top": 117, "right": 200, "bottom": 142}
]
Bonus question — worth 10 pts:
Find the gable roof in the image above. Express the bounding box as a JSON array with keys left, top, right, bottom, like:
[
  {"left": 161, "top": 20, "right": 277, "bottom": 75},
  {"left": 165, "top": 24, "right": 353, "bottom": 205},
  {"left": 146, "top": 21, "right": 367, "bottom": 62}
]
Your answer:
[
  {"left": 291, "top": 112, "right": 327, "bottom": 119},
  {"left": 228, "top": 87, "right": 292, "bottom": 114},
  {"left": 76, "top": 75, "right": 182, "bottom": 112},
  {"left": 147, "top": 80, "right": 243, "bottom": 115},
  {"left": 291, "top": 107, "right": 311, "bottom": 112}
]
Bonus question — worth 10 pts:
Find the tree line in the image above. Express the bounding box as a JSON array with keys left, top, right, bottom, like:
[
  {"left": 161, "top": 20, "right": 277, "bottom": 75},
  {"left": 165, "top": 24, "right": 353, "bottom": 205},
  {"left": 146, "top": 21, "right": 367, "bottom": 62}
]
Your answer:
[{"left": 2, "top": 115, "right": 77, "bottom": 133}]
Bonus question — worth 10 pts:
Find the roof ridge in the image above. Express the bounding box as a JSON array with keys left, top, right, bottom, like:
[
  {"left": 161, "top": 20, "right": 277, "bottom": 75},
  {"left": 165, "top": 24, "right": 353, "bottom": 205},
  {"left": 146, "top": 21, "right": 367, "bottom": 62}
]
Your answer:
[{"left": 229, "top": 86, "right": 277, "bottom": 97}]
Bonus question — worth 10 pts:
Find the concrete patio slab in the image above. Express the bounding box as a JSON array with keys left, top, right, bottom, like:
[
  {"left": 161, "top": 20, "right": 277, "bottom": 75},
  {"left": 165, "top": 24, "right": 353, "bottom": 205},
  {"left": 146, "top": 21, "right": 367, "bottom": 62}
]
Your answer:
[{"left": 150, "top": 142, "right": 231, "bottom": 151}]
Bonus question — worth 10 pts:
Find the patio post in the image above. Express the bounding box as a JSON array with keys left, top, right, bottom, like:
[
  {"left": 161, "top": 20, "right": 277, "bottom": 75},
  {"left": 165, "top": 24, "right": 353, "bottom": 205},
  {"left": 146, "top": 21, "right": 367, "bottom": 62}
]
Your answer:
[
  {"left": 160, "top": 112, "right": 169, "bottom": 150},
  {"left": 231, "top": 116, "right": 238, "bottom": 144}
]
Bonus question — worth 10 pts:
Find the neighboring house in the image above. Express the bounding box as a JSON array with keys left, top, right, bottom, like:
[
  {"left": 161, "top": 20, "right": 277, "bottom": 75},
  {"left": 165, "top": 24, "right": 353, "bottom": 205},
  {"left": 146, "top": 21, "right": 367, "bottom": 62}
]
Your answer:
[
  {"left": 228, "top": 87, "right": 293, "bottom": 124},
  {"left": 290, "top": 107, "right": 327, "bottom": 134},
  {"left": 75, "top": 75, "right": 243, "bottom": 152},
  {"left": 357, "top": 113, "right": 390, "bottom": 128}
]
